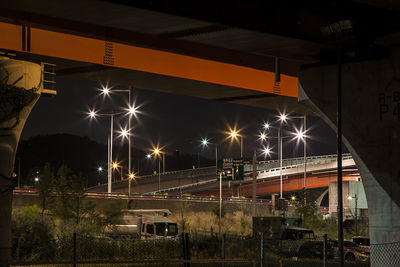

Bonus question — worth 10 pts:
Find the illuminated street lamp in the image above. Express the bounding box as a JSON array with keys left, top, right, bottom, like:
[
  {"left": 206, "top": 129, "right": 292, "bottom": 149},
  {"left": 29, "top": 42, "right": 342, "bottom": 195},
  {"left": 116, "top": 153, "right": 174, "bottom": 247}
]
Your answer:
[
  {"left": 289, "top": 115, "right": 308, "bottom": 189},
  {"left": 229, "top": 130, "right": 243, "bottom": 158},
  {"left": 97, "top": 85, "right": 138, "bottom": 193},
  {"left": 89, "top": 86, "right": 138, "bottom": 193},
  {"left": 112, "top": 161, "right": 123, "bottom": 181},
  {"left": 88, "top": 109, "right": 125, "bottom": 193},
  {"left": 348, "top": 194, "right": 358, "bottom": 235},
  {"left": 260, "top": 133, "right": 267, "bottom": 142},
  {"left": 201, "top": 137, "right": 221, "bottom": 234},
  {"left": 152, "top": 147, "right": 164, "bottom": 191},
  {"left": 128, "top": 172, "right": 136, "bottom": 199},
  {"left": 260, "top": 146, "right": 271, "bottom": 159}
]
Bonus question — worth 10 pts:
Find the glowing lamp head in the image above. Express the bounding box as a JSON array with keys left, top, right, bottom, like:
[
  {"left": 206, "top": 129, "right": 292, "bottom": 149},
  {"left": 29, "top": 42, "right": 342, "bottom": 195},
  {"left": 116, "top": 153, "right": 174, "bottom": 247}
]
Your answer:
[
  {"left": 146, "top": 154, "right": 151, "bottom": 159},
  {"left": 112, "top": 162, "right": 118, "bottom": 169},
  {"left": 348, "top": 196, "right": 353, "bottom": 200},
  {"left": 89, "top": 111, "right": 96, "bottom": 118},
  {"left": 98, "top": 166, "right": 103, "bottom": 172},
  {"left": 263, "top": 122, "right": 270, "bottom": 130},
  {"left": 120, "top": 129, "right": 128, "bottom": 138},
  {"left": 154, "top": 148, "right": 160, "bottom": 155},
  {"left": 295, "top": 130, "right": 305, "bottom": 140},
  {"left": 279, "top": 113, "right": 287, "bottom": 122},
  {"left": 201, "top": 138, "right": 209, "bottom": 147},
  {"left": 260, "top": 133, "right": 267, "bottom": 141},
  {"left": 129, "top": 106, "right": 137, "bottom": 115},
  {"left": 102, "top": 86, "right": 110, "bottom": 95},
  {"left": 129, "top": 173, "right": 135, "bottom": 180},
  {"left": 291, "top": 195, "right": 296, "bottom": 201},
  {"left": 230, "top": 131, "right": 238, "bottom": 138},
  {"left": 34, "top": 177, "right": 39, "bottom": 182},
  {"left": 262, "top": 147, "right": 271, "bottom": 156}
]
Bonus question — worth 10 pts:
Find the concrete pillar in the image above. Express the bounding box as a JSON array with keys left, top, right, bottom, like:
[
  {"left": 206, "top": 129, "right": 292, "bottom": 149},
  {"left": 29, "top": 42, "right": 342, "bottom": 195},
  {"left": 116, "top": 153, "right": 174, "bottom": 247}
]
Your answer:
[
  {"left": 0, "top": 58, "right": 42, "bottom": 266},
  {"left": 298, "top": 45, "right": 400, "bottom": 266}
]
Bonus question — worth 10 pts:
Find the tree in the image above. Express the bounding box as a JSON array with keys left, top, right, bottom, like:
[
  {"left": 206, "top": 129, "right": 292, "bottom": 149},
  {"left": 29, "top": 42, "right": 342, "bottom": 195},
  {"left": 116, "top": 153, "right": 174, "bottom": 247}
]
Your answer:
[
  {"left": 70, "top": 171, "right": 96, "bottom": 225},
  {"left": 294, "top": 189, "right": 320, "bottom": 229},
  {"left": 51, "top": 164, "right": 97, "bottom": 229},
  {"left": 37, "top": 162, "right": 53, "bottom": 218},
  {"left": 11, "top": 205, "right": 56, "bottom": 261},
  {"left": 51, "top": 164, "right": 74, "bottom": 222}
]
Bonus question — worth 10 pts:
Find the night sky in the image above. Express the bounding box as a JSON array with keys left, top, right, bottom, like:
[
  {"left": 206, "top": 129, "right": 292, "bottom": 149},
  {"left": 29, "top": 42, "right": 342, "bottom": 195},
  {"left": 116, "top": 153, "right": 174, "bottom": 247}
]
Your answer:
[{"left": 21, "top": 76, "right": 340, "bottom": 162}]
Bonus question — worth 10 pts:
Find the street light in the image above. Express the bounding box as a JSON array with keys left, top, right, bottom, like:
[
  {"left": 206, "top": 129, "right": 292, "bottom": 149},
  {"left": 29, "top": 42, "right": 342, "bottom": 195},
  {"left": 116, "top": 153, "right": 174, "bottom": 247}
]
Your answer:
[
  {"left": 348, "top": 194, "right": 358, "bottom": 235},
  {"left": 263, "top": 118, "right": 294, "bottom": 199},
  {"left": 87, "top": 109, "right": 125, "bottom": 193},
  {"left": 100, "top": 86, "right": 137, "bottom": 193},
  {"left": 289, "top": 115, "right": 308, "bottom": 189},
  {"left": 201, "top": 137, "right": 221, "bottom": 234},
  {"left": 229, "top": 130, "right": 243, "bottom": 158},
  {"left": 112, "top": 161, "right": 123, "bottom": 181},
  {"left": 152, "top": 147, "right": 164, "bottom": 191},
  {"left": 88, "top": 85, "right": 140, "bottom": 194}
]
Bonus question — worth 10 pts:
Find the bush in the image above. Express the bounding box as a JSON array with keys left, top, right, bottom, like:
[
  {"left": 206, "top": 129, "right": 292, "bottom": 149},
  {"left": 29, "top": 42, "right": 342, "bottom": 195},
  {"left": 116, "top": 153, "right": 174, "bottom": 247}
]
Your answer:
[{"left": 11, "top": 205, "right": 56, "bottom": 262}]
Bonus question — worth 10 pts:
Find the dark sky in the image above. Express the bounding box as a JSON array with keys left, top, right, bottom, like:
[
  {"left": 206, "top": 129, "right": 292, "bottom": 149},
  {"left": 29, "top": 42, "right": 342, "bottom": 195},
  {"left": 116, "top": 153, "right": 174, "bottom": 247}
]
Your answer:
[{"left": 21, "top": 76, "right": 339, "bottom": 161}]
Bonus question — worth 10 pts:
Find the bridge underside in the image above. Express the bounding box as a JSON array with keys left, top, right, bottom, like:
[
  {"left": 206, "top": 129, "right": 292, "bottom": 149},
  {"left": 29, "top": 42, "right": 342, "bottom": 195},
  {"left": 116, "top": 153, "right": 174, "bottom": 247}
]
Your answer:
[{"left": 0, "top": 4, "right": 321, "bottom": 114}]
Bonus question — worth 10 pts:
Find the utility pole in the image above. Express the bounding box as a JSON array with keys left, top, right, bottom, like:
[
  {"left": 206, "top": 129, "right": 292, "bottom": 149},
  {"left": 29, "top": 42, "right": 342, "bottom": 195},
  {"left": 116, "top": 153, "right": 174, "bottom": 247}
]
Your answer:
[
  {"left": 337, "top": 41, "right": 344, "bottom": 267},
  {"left": 252, "top": 152, "right": 257, "bottom": 216}
]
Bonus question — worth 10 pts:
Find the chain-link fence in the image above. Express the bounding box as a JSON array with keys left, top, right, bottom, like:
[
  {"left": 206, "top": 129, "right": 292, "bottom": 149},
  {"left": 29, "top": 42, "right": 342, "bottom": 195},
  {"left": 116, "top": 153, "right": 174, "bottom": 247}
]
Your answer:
[
  {"left": 11, "top": 232, "right": 373, "bottom": 266},
  {"left": 370, "top": 241, "right": 400, "bottom": 267}
]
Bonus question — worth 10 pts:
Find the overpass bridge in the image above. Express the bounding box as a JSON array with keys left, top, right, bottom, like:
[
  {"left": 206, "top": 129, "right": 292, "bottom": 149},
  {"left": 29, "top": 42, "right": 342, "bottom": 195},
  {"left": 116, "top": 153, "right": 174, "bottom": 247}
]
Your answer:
[{"left": 88, "top": 153, "right": 359, "bottom": 198}]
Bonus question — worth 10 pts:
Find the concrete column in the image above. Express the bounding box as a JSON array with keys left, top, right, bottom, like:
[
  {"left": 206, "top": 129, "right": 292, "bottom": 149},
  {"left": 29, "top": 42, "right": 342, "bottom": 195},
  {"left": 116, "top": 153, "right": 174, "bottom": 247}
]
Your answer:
[
  {"left": 299, "top": 45, "right": 400, "bottom": 266},
  {"left": 0, "top": 58, "right": 42, "bottom": 266}
]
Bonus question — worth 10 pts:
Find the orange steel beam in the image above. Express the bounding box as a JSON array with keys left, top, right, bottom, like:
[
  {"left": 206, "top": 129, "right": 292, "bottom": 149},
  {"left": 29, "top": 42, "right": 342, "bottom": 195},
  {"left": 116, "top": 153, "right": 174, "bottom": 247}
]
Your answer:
[{"left": 0, "top": 21, "right": 298, "bottom": 97}]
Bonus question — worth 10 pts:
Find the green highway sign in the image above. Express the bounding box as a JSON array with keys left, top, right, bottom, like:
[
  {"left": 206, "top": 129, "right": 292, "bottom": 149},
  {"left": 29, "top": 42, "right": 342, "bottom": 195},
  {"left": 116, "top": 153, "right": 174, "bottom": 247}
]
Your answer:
[{"left": 217, "top": 158, "right": 244, "bottom": 181}]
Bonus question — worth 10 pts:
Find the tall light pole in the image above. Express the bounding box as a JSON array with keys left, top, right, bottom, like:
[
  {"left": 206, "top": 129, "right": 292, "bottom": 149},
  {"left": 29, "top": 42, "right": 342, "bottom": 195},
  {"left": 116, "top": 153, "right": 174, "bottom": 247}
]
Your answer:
[
  {"left": 153, "top": 147, "right": 163, "bottom": 191},
  {"left": 290, "top": 115, "right": 307, "bottom": 188},
  {"left": 263, "top": 113, "right": 306, "bottom": 200},
  {"left": 102, "top": 87, "right": 135, "bottom": 179},
  {"left": 348, "top": 194, "right": 358, "bottom": 236},
  {"left": 89, "top": 109, "right": 122, "bottom": 193},
  {"left": 201, "top": 138, "right": 221, "bottom": 234},
  {"left": 229, "top": 130, "right": 243, "bottom": 158}
]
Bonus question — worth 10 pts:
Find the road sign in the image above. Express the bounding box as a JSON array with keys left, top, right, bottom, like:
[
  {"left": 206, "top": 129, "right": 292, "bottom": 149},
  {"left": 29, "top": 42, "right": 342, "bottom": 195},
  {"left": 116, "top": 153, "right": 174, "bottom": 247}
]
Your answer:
[{"left": 217, "top": 158, "right": 243, "bottom": 181}]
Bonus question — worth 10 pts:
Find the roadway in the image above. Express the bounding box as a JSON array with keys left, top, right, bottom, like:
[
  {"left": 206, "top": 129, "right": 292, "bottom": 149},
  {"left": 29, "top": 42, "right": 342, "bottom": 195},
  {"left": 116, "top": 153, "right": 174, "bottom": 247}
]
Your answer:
[{"left": 88, "top": 154, "right": 360, "bottom": 199}]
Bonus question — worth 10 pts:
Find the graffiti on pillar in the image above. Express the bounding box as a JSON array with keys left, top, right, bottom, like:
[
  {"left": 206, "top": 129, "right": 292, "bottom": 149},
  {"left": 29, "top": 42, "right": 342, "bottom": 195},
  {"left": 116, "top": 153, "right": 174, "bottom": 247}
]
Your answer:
[{"left": 379, "top": 91, "right": 400, "bottom": 120}]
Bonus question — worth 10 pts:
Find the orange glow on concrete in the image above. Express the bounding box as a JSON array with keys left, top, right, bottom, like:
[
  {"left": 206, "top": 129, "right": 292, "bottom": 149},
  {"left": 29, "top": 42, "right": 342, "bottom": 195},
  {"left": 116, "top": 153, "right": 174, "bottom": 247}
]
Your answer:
[{"left": 0, "top": 22, "right": 22, "bottom": 51}]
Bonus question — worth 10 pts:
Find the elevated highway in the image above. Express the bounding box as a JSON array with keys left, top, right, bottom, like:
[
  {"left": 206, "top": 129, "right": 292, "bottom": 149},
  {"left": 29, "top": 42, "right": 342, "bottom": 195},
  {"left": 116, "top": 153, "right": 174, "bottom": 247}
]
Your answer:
[{"left": 88, "top": 154, "right": 359, "bottom": 198}]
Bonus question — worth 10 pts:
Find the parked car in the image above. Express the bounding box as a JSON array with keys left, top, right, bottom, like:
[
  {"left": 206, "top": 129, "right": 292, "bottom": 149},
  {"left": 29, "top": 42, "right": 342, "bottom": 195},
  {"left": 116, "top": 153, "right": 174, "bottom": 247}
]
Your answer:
[
  {"left": 297, "top": 240, "right": 335, "bottom": 259},
  {"left": 352, "top": 236, "right": 370, "bottom": 250},
  {"left": 328, "top": 239, "right": 370, "bottom": 262}
]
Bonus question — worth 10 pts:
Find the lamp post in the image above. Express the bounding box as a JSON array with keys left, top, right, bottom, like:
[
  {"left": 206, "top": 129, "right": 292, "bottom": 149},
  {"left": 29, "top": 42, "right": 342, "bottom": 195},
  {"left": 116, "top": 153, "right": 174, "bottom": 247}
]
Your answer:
[
  {"left": 102, "top": 86, "right": 137, "bottom": 187},
  {"left": 290, "top": 115, "right": 307, "bottom": 189},
  {"left": 89, "top": 110, "right": 127, "bottom": 193},
  {"left": 263, "top": 114, "right": 306, "bottom": 199},
  {"left": 263, "top": 122, "right": 285, "bottom": 199},
  {"left": 128, "top": 173, "right": 135, "bottom": 199},
  {"left": 153, "top": 147, "right": 163, "bottom": 191},
  {"left": 201, "top": 138, "right": 221, "bottom": 234},
  {"left": 229, "top": 130, "right": 243, "bottom": 158},
  {"left": 348, "top": 194, "right": 358, "bottom": 235}
]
